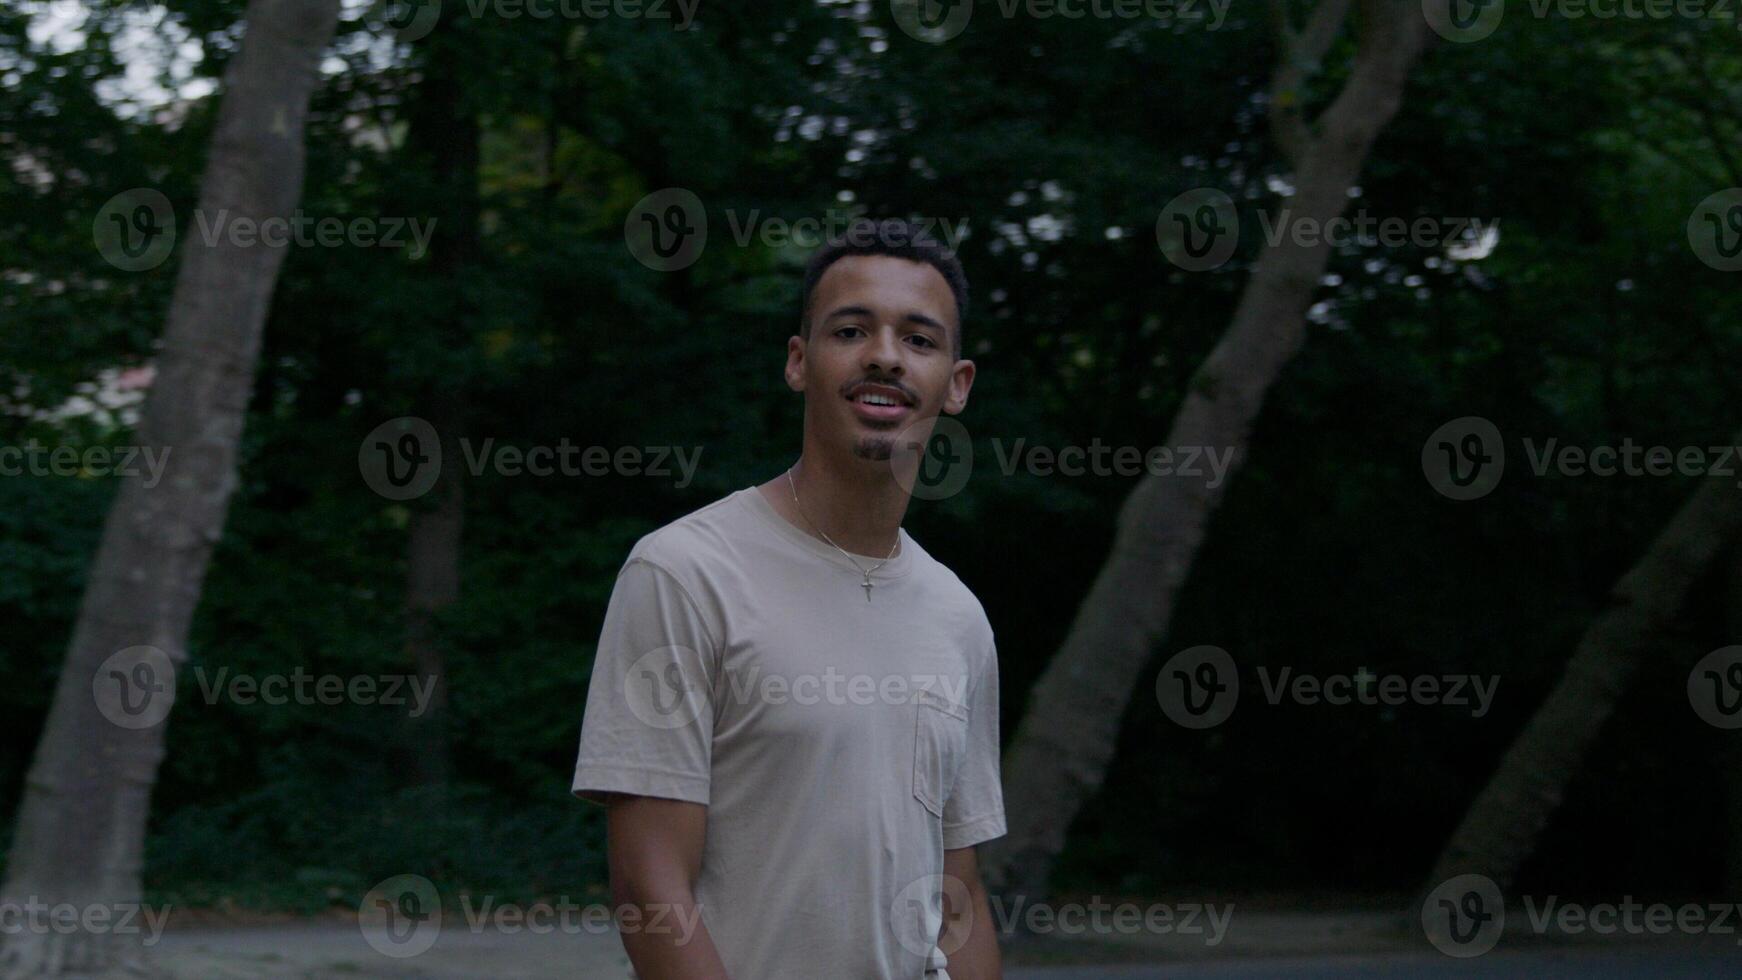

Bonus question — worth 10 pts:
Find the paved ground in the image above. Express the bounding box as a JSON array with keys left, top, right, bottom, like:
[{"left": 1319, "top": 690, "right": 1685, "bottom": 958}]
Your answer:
[
  {"left": 140, "top": 915, "right": 1740, "bottom": 978},
  {"left": 1006, "top": 949, "right": 1740, "bottom": 978}
]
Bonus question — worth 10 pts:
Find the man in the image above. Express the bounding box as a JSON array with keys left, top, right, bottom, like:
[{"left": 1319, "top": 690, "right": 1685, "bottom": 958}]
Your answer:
[{"left": 572, "top": 217, "right": 1005, "bottom": 979}]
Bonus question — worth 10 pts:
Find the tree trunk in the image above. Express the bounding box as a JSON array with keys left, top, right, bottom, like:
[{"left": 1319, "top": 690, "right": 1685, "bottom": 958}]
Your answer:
[
  {"left": 1424, "top": 458, "right": 1742, "bottom": 891},
  {"left": 983, "top": 0, "right": 1431, "bottom": 900},
  {"left": 404, "top": 448, "right": 462, "bottom": 785},
  {"left": 0, "top": 1, "right": 341, "bottom": 975},
  {"left": 394, "top": 25, "right": 480, "bottom": 787}
]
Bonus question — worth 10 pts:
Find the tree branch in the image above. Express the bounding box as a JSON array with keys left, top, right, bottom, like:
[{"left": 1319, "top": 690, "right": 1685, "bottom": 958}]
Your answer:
[{"left": 1268, "top": 0, "right": 1353, "bottom": 169}]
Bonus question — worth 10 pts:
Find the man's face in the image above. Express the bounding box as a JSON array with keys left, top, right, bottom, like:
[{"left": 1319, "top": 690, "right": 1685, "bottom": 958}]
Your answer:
[{"left": 787, "top": 254, "right": 976, "bottom": 463}]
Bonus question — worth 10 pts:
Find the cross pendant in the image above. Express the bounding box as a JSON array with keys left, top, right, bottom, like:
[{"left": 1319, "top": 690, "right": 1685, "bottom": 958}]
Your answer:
[{"left": 861, "top": 574, "right": 874, "bottom": 602}]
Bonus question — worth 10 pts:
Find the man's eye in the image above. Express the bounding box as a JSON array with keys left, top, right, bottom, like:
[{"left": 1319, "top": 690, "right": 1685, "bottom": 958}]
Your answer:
[
  {"left": 907, "top": 334, "right": 937, "bottom": 349},
  {"left": 835, "top": 326, "right": 866, "bottom": 338}
]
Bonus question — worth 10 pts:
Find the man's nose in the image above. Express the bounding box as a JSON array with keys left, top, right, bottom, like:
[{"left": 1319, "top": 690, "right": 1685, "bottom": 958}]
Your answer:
[{"left": 862, "top": 325, "right": 904, "bottom": 373}]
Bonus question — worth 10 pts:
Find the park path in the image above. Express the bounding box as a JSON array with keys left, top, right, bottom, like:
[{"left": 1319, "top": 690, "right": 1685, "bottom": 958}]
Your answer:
[{"left": 143, "top": 914, "right": 1740, "bottom": 978}]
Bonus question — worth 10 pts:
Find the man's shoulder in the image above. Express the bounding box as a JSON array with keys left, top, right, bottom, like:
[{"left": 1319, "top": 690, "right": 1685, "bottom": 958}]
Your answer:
[{"left": 622, "top": 488, "right": 753, "bottom": 579}]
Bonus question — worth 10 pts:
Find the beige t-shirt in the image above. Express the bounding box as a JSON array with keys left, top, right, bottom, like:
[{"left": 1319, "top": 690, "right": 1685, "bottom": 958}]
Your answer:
[{"left": 573, "top": 486, "right": 1006, "bottom": 979}]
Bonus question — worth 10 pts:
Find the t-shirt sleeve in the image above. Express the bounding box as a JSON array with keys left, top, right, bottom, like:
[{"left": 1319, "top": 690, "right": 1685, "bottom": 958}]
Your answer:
[
  {"left": 572, "top": 556, "right": 718, "bottom": 807},
  {"left": 942, "top": 632, "right": 1007, "bottom": 849}
]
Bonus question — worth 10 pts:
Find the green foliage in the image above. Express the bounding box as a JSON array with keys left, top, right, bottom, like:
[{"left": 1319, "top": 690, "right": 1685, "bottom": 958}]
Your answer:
[{"left": 3, "top": 0, "right": 1741, "bottom": 908}]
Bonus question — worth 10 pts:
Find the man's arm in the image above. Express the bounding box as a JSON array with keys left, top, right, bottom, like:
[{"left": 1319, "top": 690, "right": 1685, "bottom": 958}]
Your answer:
[
  {"left": 606, "top": 795, "right": 732, "bottom": 979},
  {"left": 941, "top": 845, "right": 1002, "bottom": 980}
]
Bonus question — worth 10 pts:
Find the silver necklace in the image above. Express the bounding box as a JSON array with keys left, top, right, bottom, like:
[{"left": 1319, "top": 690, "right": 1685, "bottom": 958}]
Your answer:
[{"left": 786, "top": 466, "right": 899, "bottom": 602}]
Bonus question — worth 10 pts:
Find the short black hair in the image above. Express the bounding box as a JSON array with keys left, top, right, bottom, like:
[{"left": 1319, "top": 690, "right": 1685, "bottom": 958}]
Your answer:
[{"left": 799, "top": 217, "right": 969, "bottom": 359}]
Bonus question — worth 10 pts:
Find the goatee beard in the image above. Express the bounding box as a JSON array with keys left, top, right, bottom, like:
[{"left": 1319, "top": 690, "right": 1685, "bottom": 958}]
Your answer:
[{"left": 853, "top": 436, "right": 895, "bottom": 461}]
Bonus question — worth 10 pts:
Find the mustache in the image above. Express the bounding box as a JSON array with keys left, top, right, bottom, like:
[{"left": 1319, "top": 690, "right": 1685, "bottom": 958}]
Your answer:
[{"left": 839, "top": 375, "right": 918, "bottom": 403}]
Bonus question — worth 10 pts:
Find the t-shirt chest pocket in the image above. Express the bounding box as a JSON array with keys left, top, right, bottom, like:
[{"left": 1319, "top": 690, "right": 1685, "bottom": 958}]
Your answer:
[{"left": 912, "top": 688, "right": 971, "bottom": 818}]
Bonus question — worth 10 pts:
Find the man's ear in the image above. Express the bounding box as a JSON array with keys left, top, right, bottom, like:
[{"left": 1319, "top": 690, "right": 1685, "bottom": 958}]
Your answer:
[
  {"left": 942, "top": 357, "right": 975, "bottom": 415},
  {"left": 784, "top": 332, "right": 807, "bottom": 393}
]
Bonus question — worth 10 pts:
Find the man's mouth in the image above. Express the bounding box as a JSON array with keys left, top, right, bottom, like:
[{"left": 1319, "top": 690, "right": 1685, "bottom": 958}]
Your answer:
[{"left": 845, "top": 383, "right": 915, "bottom": 424}]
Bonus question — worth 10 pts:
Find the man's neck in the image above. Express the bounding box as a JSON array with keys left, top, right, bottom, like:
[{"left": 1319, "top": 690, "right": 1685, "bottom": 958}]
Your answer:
[{"left": 755, "top": 446, "right": 911, "bottom": 558}]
